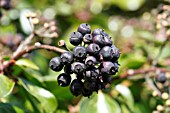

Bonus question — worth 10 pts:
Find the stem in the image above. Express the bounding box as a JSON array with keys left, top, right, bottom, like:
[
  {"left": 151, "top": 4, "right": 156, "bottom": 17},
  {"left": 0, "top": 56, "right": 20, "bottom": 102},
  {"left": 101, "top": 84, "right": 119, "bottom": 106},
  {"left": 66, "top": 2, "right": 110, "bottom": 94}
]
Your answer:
[
  {"left": 117, "top": 67, "right": 170, "bottom": 79},
  {"left": 145, "top": 75, "right": 161, "bottom": 96},
  {"left": 2, "top": 43, "right": 67, "bottom": 71},
  {"left": 13, "top": 33, "right": 35, "bottom": 58}
]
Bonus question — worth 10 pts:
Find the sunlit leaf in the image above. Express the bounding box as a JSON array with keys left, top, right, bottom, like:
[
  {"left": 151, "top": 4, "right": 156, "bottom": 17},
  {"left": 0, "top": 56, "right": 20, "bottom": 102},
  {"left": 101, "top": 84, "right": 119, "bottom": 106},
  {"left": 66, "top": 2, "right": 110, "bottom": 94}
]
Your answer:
[
  {"left": 55, "top": 110, "right": 68, "bottom": 113},
  {"left": 18, "top": 78, "right": 57, "bottom": 113},
  {"left": 115, "top": 84, "right": 134, "bottom": 111},
  {"left": 16, "top": 58, "right": 39, "bottom": 70},
  {"left": 0, "top": 75, "right": 15, "bottom": 98},
  {"left": 79, "top": 91, "right": 121, "bottom": 113}
]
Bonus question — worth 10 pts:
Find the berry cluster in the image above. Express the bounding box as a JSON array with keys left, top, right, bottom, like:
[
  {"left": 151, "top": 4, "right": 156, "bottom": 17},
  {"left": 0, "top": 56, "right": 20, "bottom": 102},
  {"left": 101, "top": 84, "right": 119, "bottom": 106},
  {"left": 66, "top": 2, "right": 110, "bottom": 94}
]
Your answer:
[{"left": 49, "top": 23, "right": 120, "bottom": 97}]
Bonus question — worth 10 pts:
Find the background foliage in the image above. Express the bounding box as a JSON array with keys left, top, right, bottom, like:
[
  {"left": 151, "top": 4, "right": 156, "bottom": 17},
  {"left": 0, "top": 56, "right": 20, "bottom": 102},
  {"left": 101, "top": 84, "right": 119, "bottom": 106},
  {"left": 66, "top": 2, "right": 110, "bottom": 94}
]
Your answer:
[{"left": 0, "top": 0, "right": 170, "bottom": 113}]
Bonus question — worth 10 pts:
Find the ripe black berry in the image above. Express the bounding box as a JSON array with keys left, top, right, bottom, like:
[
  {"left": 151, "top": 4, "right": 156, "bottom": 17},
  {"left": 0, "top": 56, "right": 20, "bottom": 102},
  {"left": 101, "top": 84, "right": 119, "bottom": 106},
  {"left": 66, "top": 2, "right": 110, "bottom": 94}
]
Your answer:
[
  {"left": 73, "top": 46, "right": 87, "bottom": 60},
  {"left": 85, "top": 56, "right": 97, "bottom": 68},
  {"left": 85, "top": 68, "right": 99, "bottom": 81},
  {"left": 57, "top": 73, "right": 71, "bottom": 87},
  {"left": 99, "top": 46, "right": 114, "bottom": 61},
  {"left": 93, "top": 35, "right": 105, "bottom": 47},
  {"left": 102, "top": 75, "right": 112, "bottom": 84},
  {"left": 103, "top": 36, "right": 112, "bottom": 46},
  {"left": 92, "top": 28, "right": 103, "bottom": 37},
  {"left": 84, "top": 80, "right": 98, "bottom": 92},
  {"left": 111, "top": 45, "right": 120, "bottom": 61},
  {"left": 82, "top": 87, "right": 93, "bottom": 97},
  {"left": 76, "top": 73, "right": 84, "bottom": 80},
  {"left": 83, "top": 34, "right": 92, "bottom": 44},
  {"left": 70, "top": 32, "right": 83, "bottom": 46},
  {"left": 71, "top": 62, "right": 86, "bottom": 74},
  {"left": 49, "top": 57, "right": 63, "bottom": 71},
  {"left": 70, "top": 79, "right": 83, "bottom": 96},
  {"left": 86, "top": 43, "right": 100, "bottom": 56},
  {"left": 64, "top": 64, "right": 73, "bottom": 74},
  {"left": 77, "top": 23, "right": 91, "bottom": 35},
  {"left": 100, "top": 61, "right": 118, "bottom": 75},
  {"left": 60, "top": 52, "right": 73, "bottom": 65},
  {"left": 156, "top": 73, "right": 167, "bottom": 83}
]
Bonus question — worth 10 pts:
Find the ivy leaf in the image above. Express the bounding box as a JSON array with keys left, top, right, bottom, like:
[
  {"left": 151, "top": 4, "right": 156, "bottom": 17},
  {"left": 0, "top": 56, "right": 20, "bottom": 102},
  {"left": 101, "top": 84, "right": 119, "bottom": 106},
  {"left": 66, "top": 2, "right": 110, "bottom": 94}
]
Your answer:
[
  {"left": 0, "top": 103, "right": 24, "bottom": 113},
  {"left": 18, "top": 78, "right": 57, "bottom": 113},
  {"left": 0, "top": 75, "right": 15, "bottom": 98},
  {"left": 115, "top": 84, "right": 134, "bottom": 111},
  {"left": 16, "top": 58, "right": 39, "bottom": 70},
  {"left": 79, "top": 91, "right": 121, "bottom": 113}
]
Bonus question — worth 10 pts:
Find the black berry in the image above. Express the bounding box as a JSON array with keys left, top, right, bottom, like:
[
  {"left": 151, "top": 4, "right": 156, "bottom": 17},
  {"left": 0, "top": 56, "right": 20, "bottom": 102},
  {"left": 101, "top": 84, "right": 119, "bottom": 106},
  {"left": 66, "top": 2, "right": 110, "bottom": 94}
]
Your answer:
[
  {"left": 100, "top": 61, "right": 118, "bottom": 75},
  {"left": 103, "top": 36, "right": 112, "bottom": 46},
  {"left": 156, "top": 73, "right": 167, "bottom": 83},
  {"left": 83, "top": 34, "right": 92, "bottom": 44},
  {"left": 57, "top": 73, "right": 71, "bottom": 87},
  {"left": 64, "top": 64, "right": 73, "bottom": 74},
  {"left": 49, "top": 57, "right": 63, "bottom": 71},
  {"left": 82, "top": 87, "right": 93, "bottom": 97},
  {"left": 86, "top": 43, "right": 100, "bottom": 56},
  {"left": 85, "top": 68, "right": 99, "bottom": 81},
  {"left": 71, "top": 62, "right": 86, "bottom": 74},
  {"left": 93, "top": 35, "right": 105, "bottom": 47},
  {"left": 84, "top": 80, "right": 98, "bottom": 92},
  {"left": 99, "top": 46, "right": 114, "bottom": 61},
  {"left": 76, "top": 73, "right": 84, "bottom": 80},
  {"left": 73, "top": 46, "right": 87, "bottom": 60},
  {"left": 60, "top": 52, "right": 73, "bottom": 65},
  {"left": 92, "top": 28, "right": 103, "bottom": 37},
  {"left": 70, "top": 79, "right": 83, "bottom": 96},
  {"left": 77, "top": 23, "right": 91, "bottom": 35},
  {"left": 85, "top": 56, "right": 97, "bottom": 68},
  {"left": 102, "top": 75, "right": 112, "bottom": 84},
  {"left": 70, "top": 32, "right": 83, "bottom": 46},
  {"left": 111, "top": 45, "right": 120, "bottom": 61}
]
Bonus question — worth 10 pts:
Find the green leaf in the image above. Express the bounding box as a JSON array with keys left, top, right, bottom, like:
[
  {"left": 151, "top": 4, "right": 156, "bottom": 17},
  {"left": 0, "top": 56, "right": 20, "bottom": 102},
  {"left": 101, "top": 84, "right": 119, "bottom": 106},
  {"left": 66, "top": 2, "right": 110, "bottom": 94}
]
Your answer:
[
  {"left": 79, "top": 91, "right": 121, "bottom": 113},
  {"left": 0, "top": 75, "right": 15, "bottom": 98},
  {"left": 0, "top": 103, "right": 16, "bottom": 113},
  {"left": 16, "top": 58, "right": 39, "bottom": 70},
  {"left": 0, "top": 103, "right": 24, "bottom": 113},
  {"left": 115, "top": 84, "right": 134, "bottom": 111},
  {"left": 13, "top": 106, "right": 25, "bottom": 113},
  {"left": 120, "top": 53, "right": 146, "bottom": 69},
  {"left": 55, "top": 110, "right": 68, "bottom": 113},
  {"left": 18, "top": 78, "right": 57, "bottom": 113}
]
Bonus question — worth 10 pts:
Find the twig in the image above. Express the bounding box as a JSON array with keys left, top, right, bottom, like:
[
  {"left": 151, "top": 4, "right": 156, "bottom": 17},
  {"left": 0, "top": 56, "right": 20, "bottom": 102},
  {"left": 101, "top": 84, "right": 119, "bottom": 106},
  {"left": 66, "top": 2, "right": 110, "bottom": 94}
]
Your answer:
[
  {"left": 145, "top": 75, "right": 161, "bottom": 96},
  {"left": 117, "top": 67, "right": 170, "bottom": 79},
  {"left": 2, "top": 43, "right": 67, "bottom": 71},
  {"left": 12, "top": 33, "right": 35, "bottom": 58}
]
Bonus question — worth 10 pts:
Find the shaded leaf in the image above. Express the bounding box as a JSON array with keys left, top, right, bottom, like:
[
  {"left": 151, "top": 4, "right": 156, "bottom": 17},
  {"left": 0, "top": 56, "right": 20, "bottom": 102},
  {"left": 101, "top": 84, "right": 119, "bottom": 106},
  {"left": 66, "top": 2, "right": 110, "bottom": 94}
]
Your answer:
[
  {"left": 79, "top": 91, "right": 121, "bottom": 113},
  {"left": 0, "top": 103, "right": 24, "bottom": 113},
  {"left": 18, "top": 78, "right": 57, "bottom": 113},
  {"left": 16, "top": 58, "right": 39, "bottom": 70},
  {"left": 0, "top": 75, "right": 15, "bottom": 98}
]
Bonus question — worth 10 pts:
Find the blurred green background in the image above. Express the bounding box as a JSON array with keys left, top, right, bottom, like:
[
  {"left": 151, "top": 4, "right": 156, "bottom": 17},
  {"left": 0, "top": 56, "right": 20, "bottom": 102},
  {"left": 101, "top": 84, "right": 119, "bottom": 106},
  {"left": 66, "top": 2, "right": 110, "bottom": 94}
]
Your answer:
[{"left": 1, "top": 0, "right": 170, "bottom": 113}]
